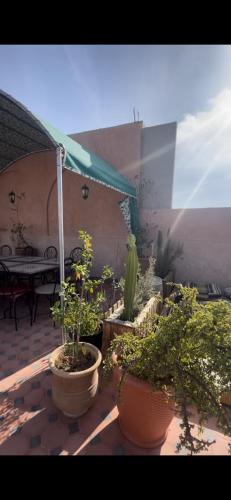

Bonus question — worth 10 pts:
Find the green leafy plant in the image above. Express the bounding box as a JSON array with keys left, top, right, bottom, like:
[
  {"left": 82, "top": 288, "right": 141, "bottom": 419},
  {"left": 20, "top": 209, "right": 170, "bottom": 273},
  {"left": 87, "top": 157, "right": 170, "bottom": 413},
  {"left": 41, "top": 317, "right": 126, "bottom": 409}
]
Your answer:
[
  {"left": 51, "top": 230, "right": 113, "bottom": 371},
  {"left": 104, "top": 286, "right": 231, "bottom": 455},
  {"left": 155, "top": 229, "right": 183, "bottom": 279},
  {"left": 133, "top": 257, "right": 156, "bottom": 314},
  {"left": 11, "top": 222, "right": 28, "bottom": 248},
  {"left": 123, "top": 234, "right": 138, "bottom": 321},
  {"left": 10, "top": 192, "right": 29, "bottom": 248},
  {"left": 135, "top": 223, "right": 155, "bottom": 258},
  {"left": 120, "top": 238, "right": 157, "bottom": 321}
]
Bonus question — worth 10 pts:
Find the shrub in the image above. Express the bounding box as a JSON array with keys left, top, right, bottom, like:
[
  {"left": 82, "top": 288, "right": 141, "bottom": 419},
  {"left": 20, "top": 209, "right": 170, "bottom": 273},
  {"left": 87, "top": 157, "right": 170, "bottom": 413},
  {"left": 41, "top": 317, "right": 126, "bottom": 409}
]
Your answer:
[{"left": 104, "top": 286, "right": 231, "bottom": 455}]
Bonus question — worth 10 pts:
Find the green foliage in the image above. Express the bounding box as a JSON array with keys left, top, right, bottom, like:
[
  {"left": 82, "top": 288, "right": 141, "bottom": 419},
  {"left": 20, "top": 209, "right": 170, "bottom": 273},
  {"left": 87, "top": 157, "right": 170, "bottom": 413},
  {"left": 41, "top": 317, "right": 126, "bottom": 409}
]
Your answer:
[
  {"left": 52, "top": 280, "right": 105, "bottom": 338},
  {"left": 10, "top": 192, "right": 29, "bottom": 248},
  {"left": 123, "top": 234, "right": 138, "bottom": 321},
  {"left": 104, "top": 286, "right": 231, "bottom": 455},
  {"left": 133, "top": 257, "right": 156, "bottom": 314},
  {"left": 51, "top": 230, "right": 113, "bottom": 367},
  {"left": 11, "top": 222, "right": 28, "bottom": 247},
  {"left": 120, "top": 255, "right": 158, "bottom": 320},
  {"left": 155, "top": 229, "right": 183, "bottom": 279},
  {"left": 135, "top": 223, "right": 154, "bottom": 258}
]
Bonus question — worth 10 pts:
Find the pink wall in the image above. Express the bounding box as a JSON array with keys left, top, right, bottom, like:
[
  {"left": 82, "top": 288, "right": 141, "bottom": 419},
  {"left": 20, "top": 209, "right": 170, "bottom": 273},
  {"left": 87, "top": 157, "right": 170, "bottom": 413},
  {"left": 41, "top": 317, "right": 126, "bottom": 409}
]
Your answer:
[
  {"left": 0, "top": 151, "right": 129, "bottom": 276},
  {"left": 141, "top": 207, "right": 231, "bottom": 289},
  {"left": 2, "top": 151, "right": 230, "bottom": 288},
  {"left": 70, "top": 121, "right": 143, "bottom": 188}
]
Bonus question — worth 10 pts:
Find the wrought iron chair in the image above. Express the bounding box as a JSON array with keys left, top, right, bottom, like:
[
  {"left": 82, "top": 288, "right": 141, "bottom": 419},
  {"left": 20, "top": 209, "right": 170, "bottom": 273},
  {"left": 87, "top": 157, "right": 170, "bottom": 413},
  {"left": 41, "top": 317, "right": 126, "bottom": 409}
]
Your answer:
[
  {"left": 0, "top": 245, "right": 12, "bottom": 257},
  {"left": 70, "top": 247, "right": 82, "bottom": 263},
  {"left": 0, "top": 261, "right": 33, "bottom": 330},
  {"left": 42, "top": 246, "right": 58, "bottom": 283},
  {"left": 33, "top": 257, "right": 74, "bottom": 322},
  {"left": 24, "top": 246, "right": 34, "bottom": 256},
  {"left": 44, "top": 246, "right": 58, "bottom": 259}
]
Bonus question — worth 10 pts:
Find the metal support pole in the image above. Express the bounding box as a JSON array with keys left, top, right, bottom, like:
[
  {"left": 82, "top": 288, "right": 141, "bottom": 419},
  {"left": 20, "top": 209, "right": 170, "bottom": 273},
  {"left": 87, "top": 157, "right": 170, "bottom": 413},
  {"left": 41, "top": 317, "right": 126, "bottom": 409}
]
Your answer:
[{"left": 56, "top": 144, "right": 65, "bottom": 344}]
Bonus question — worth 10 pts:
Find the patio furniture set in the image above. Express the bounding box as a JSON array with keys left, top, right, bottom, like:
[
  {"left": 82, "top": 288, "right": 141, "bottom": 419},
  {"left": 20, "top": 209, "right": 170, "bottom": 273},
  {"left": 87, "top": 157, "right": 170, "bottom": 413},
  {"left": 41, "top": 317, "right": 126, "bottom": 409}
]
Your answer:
[{"left": 0, "top": 245, "right": 83, "bottom": 331}]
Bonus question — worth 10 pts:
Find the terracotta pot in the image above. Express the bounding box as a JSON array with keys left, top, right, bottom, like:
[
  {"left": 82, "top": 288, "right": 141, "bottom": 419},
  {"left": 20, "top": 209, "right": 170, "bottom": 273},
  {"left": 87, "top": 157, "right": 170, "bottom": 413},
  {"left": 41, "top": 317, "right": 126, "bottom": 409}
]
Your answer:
[
  {"left": 220, "top": 391, "right": 231, "bottom": 406},
  {"left": 112, "top": 354, "right": 175, "bottom": 448},
  {"left": 49, "top": 342, "right": 102, "bottom": 418}
]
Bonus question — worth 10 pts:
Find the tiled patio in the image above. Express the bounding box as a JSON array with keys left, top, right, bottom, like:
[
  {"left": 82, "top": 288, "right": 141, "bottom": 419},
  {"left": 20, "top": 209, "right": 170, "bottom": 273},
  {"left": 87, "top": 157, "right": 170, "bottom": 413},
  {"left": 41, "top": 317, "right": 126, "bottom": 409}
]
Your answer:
[{"left": 0, "top": 300, "right": 230, "bottom": 456}]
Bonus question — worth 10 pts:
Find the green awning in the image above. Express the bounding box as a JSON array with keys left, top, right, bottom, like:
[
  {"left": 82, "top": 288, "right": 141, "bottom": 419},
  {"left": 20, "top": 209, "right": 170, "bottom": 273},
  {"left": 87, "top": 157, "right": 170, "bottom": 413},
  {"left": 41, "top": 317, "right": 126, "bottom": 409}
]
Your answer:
[
  {"left": 39, "top": 118, "right": 136, "bottom": 198},
  {"left": 0, "top": 89, "right": 136, "bottom": 198}
]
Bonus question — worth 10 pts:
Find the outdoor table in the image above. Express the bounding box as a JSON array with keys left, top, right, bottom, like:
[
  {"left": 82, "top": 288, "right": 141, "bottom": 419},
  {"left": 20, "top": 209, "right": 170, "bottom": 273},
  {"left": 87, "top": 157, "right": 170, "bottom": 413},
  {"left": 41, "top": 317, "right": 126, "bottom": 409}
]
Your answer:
[
  {"left": 9, "top": 262, "right": 60, "bottom": 291},
  {"left": 1, "top": 256, "right": 43, "bottom": 263},
  {"left": 0, "top": 260, "right": 23, "bottom": 270},
  {"left": 35, "top": 258, "right": 60, "bottom": 266},
  {"left": 9, "top": 262, "right": 59, "bottom": 274},
  {"left": 0, "top": 255, "right": 20, "bottom": 261},
  {"left": 0, "top": 261, "right": 60, "bottom": 322}
]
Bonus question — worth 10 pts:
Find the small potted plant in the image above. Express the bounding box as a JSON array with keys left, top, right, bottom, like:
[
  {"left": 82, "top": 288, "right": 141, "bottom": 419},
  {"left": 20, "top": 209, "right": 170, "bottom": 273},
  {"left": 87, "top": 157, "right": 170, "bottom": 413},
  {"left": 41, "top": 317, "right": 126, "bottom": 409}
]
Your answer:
[
  {"left": 50, "top": 230, "right": 113, "bottom": 418},
  {"left": 11, "top": 222, "right": 29, "bottom": 255},
  {"left": 104, "top": 286, "right": 231, "bottom": 454},
  {"left": 10, "top": 192, "right": 31, "bottom": 255}
]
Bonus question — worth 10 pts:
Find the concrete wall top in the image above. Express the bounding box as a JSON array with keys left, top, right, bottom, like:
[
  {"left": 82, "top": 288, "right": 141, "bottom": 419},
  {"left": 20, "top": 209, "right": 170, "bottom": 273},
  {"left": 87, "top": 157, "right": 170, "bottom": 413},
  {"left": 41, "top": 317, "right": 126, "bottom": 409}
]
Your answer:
[
  {"left": 70, "top": 121, "right": 143, "bottom": 187},
  {"left": 140, "top": 122, "right": 177, "bottom": 210}
]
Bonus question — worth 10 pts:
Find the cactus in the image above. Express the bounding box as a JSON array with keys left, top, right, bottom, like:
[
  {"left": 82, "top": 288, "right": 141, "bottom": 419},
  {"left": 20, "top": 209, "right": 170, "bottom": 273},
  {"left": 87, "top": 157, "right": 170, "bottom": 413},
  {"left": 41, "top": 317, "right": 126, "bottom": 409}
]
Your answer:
[{"left": 123, "top": 234, "right": 138, "bottom": 321}]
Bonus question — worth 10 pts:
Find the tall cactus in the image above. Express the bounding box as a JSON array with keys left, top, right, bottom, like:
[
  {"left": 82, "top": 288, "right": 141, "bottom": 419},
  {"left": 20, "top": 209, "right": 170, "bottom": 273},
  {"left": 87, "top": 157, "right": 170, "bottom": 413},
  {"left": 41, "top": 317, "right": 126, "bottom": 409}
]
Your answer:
[{"left": 123, "top": 234, "right": 138, "bottom": 321}]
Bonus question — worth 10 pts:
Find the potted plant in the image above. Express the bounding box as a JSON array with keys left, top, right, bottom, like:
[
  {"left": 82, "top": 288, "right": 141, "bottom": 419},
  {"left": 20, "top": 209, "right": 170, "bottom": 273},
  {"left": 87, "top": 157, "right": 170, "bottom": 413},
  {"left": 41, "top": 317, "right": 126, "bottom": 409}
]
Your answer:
[
  {"left": 10, "top": 192, "right": 31, "bottom": 255},
  {"left": 50, "top": 230, "right": 113, "bottom": 418},
  {"left": 11, "top": 222, "right": 29, "bottom": 255},
  {"left": 102, "top": 234, "right": 160, "bottom": 354},
  {"left": 104, "top": 286, "right": 231, "bottom": 454}
]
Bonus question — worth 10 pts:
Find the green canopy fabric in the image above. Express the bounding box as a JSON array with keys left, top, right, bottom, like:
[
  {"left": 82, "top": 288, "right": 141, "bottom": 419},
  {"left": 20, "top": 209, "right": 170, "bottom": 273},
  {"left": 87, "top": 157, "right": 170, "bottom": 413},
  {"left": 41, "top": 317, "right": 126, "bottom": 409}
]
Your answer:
[
  {"left": 39, "top": 118, "right": 136, "bottom": 198},
  {"left": 0, "top": 89, "right": 136, "bottom": 198}
]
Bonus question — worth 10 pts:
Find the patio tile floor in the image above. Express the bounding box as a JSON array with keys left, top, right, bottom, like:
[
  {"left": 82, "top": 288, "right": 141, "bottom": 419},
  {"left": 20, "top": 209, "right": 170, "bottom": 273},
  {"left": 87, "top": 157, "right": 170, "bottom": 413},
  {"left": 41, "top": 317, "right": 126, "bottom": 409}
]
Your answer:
[{"left": 0, "top": 300, "right": 231, "bottom": 455}]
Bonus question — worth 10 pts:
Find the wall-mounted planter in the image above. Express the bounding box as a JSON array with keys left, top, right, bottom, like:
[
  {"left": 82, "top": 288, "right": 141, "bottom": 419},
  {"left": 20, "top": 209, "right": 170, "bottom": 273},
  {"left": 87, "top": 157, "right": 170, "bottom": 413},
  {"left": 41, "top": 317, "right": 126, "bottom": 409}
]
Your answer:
[{"left": 102, "top": 295, "right": 160, "bottom": 356}]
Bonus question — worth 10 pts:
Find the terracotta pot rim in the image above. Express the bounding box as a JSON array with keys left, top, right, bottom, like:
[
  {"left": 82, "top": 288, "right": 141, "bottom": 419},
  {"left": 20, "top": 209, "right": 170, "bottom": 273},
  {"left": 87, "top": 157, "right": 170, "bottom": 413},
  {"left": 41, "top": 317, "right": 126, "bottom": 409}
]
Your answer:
[
  {"left": 49, "top": 342, "right": 102, "bottom": 379},
  {"left": 112, "top": 352, "right": 173, "bottom": 396}
]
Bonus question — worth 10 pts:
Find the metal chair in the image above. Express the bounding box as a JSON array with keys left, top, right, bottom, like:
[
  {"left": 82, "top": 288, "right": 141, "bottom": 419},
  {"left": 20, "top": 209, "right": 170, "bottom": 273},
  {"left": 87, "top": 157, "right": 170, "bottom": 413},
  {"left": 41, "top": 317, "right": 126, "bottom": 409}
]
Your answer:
[
  {"left": 33, "top": 258, "right": 74, "bottom": 322},
  {"left": 63, "top": 257, "right": 74, "bottom": 280},
  {"left": 70, "top": 247, "right": 82, "bottom": 263},
  {"left": 0, "top": 245, "right": 12, "bottom": 257},
  {"left": 24, "top": 246, "right": 34, "bottom": 256},
  {"left": 0, "top": 261, "right": 33, "bottom": 330},
  {"left": 42, "top": 246, "right": 58, "bottom": 283},
  {"left": 44, "top": 246, "right": 58, "bottom": 259}
]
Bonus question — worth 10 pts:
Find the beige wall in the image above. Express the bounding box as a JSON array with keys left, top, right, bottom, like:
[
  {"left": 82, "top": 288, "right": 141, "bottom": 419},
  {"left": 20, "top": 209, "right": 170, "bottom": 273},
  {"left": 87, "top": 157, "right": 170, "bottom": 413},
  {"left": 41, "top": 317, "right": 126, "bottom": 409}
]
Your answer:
[
  {"left": 0, "top": 151, "right": 129, "bottom": 276},
  {"left": 140, "top": 122, "right": 177, "bottom": 209},
  {"left": 141, "top": 207, "right": 231, "bottom": 289},
  {"left": 70, "top": 121, "right": 143, "bottom": 188},
  {"left": 2, "top": 150, "right": 230, "bottom": 288}
]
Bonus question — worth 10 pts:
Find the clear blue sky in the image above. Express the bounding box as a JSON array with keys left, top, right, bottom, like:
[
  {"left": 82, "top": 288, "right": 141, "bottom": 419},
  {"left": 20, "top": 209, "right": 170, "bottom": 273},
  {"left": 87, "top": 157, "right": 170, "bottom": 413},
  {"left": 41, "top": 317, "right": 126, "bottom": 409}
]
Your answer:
[{"left": 1, "top": 44, "right": 231, "bottom": 208}]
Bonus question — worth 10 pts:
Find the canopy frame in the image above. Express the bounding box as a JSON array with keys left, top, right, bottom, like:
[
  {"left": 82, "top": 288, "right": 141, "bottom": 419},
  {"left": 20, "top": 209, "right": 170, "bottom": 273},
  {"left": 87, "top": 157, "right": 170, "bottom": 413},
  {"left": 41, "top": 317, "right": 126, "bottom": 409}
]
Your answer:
[{"left": 0, "top": 89, "right": 137, "bottom": 344}]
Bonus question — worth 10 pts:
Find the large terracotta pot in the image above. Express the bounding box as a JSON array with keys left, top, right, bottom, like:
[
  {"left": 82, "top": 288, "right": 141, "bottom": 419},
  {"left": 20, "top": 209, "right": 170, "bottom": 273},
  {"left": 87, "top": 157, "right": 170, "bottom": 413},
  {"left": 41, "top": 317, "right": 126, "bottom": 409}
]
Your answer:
[
  {"left": 221, "top": 391, "right": 231, "bottom": 406},
  {"left": 49, "top": 342, "right": 102, "bottom": 418},
  {"left": 112, "top": 354, "right": 175, "bottom": 448}
]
